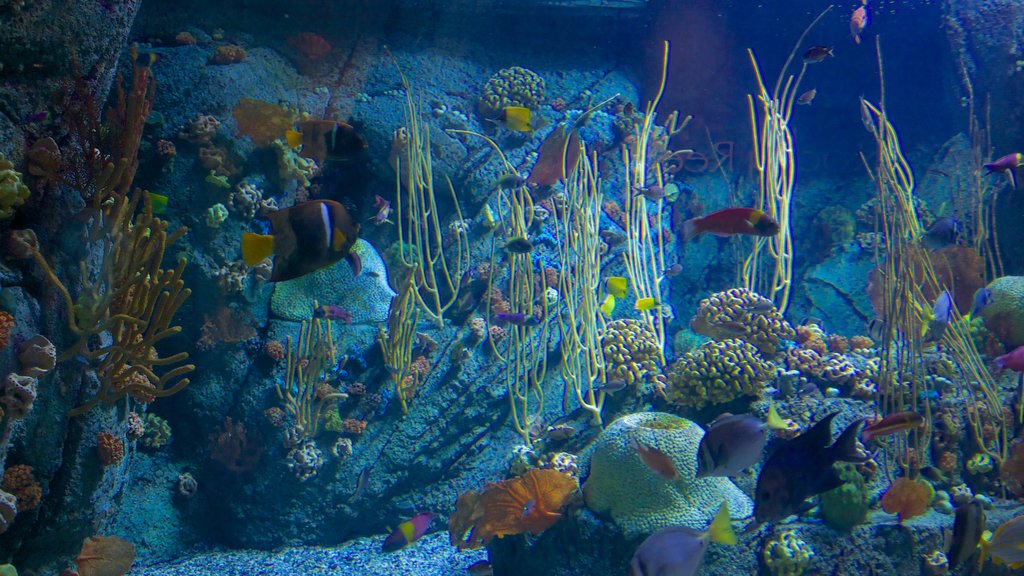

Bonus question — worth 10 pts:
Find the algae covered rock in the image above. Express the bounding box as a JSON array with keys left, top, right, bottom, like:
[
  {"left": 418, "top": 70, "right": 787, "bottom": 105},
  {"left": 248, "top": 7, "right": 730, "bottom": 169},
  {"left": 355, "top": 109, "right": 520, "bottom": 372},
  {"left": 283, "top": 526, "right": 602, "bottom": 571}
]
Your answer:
[
  {"left": 818, "top": 463, "right": 869, "bottom": 532},
  {"left": 583, "top": 411, "right": 753, "bottom": 538},
  {"left": 979, "top": 275, "right": 1024, "bottom": 348},
  {"left": 270, "top": 239, "right": 396, "bottom": 323},
  {"left": 0, "top": 154, "right": 29, "bottom": 219}
]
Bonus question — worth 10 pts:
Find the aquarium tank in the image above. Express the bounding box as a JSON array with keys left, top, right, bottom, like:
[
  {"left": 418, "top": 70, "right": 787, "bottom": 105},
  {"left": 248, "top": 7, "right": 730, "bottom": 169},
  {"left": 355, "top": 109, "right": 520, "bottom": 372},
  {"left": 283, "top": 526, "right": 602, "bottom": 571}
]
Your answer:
[{"left": 1, "top": 0, "right": 1024, "bottom": 574}]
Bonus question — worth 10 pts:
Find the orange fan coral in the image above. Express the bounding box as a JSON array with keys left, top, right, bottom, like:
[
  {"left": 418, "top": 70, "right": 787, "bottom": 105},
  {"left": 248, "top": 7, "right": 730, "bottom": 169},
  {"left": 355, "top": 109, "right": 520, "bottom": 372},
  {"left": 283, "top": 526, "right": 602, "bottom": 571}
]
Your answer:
[
  {"left": 448, "top": 468, "right": 578, "bottom": 550},
  {"left": 232, "top": 98, "right": 296, "bottom": 147},
  {"left": 75, "top": 535, "right": 135, "bottom": 576},
  {"left": 288, "top": 32, "right": 332, "bottom": 60},
  {"left": 880, "top": 477, "right": 934, "bottom": 522}
]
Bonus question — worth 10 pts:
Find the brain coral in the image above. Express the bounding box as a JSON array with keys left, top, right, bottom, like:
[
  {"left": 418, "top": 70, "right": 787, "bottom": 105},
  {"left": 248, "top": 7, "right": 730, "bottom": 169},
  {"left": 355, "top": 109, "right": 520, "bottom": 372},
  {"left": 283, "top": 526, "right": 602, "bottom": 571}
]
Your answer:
[
  {"left": 979, "top": 276, "right": 1024, "bottom": 348},
  {"left": 478, "top": 66, "right": 545, "bottom": 118},
  {"left": 665, "top": 339, "right": 775, "bottom": 410},
  {"left": 583, "top": 411, "right": 753, "bottom": 538},
  {"left": 271, "top": 239, "right": 396, "bottom": 323},
  {"left": 601, "top": 319, "right": 667, "bottom": 394},
  {"left": 690, "top": 288, "right": 795, "bottom": 356}
]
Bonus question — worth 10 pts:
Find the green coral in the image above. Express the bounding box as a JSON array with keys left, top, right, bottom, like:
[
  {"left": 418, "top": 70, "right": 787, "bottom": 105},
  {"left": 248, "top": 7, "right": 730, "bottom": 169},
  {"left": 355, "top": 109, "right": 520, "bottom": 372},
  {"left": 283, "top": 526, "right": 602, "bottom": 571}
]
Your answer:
[
  {"left": 665, "top": 339, "right": 775, "bottom": 410},
  {"left": 763, "top": 530, "right": 814, "bottom": 576},
  {"left": 478, "top": 66, "right": 545, "bottom": 118},
  {"left": 582, "top": 411, "right": 753, "bottom": 538},
  {"left": 689, "top": 288, "right": 795, "bottom": 355},
  {"left": 978, "top": 276, "right": 1024, "bottom": 348},
  {"left": 0, "top": 153, "right": 30, "bottom": 219},
  {"left": 142, "top": 413, "right": 172, "bottom": 448},
  {"left": 601, "top": 319, "right": 668, "bottom": 394},
  {"left": 323, "top": 408, "right": 343, "bottom": 434},
  {"left": 270, "top": 239, "right": 395, "bottom": 323},
  {"left": 818, "top": 463, "right": 869, "bottom": 532}
]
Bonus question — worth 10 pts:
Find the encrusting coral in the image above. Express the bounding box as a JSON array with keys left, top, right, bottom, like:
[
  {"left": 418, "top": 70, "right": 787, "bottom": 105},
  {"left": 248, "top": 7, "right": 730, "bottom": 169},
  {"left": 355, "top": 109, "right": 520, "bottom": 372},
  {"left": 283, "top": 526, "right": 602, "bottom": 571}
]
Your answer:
[
  {"left": 583, "top": 412, "right": 753, "bottom": 538},
  {"left": 665, "top": 339, "right": 774, "bottom": 409},
  {"left": 601, "top": 319, "right": 668, "bottom": 394},
  {"left": 690, "top": 287, "right": 796, "bottom": 356}
]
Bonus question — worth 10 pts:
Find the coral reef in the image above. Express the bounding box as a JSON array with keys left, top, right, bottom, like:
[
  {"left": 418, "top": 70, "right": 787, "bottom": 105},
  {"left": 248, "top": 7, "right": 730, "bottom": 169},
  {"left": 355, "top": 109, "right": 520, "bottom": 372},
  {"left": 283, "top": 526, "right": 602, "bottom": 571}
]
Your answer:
[
  {"left": 881, "top": 477, "right": 934, "bottom": 523},
  {"left": 583, "top": 412, "right": 752, "bottom": 538},
  {"left": 689, "top": 288, "right": 795, "bottom": 355},
  {"left": 762, "top": 530, "right": 814, "bottom": 576},
  {"left": 478, "top": 66, "right": 545, "bottom": 118},
  {"left": 0, "top": 153, "right": 30, "bottom": 219},
  {"left": 665, "top": 339, "right": 774, "bottom": 409},
  {"left": 2, "top": 465, "right": 41, "bottom": 512},
  {"left": 600, "top": 319, "right": 667, "bottom": 394}
]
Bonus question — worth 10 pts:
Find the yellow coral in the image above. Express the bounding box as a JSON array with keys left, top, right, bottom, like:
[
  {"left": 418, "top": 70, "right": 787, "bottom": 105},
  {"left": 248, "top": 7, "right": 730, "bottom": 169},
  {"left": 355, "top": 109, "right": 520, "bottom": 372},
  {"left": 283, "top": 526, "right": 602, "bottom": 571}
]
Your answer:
[
  {"left": 478, "top": 66, "right": 545, "bottom": 118},
  {"left": 601, "top": 319, "right": 667, "bottom": 394},
  {"left": 665, "top": 339, "right": 774, "bottom": 409},
  {"left": 690, "top": 288, "right": 795, "bottom": 356},
  {"left": 0, "top": 154, "right": 30, "bottom": 219}
]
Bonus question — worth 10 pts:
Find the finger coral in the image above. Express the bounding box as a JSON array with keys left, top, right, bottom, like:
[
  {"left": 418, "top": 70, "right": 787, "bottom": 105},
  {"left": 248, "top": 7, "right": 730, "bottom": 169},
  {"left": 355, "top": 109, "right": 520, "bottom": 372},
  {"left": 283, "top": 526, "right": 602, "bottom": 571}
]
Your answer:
[
  {"left": 690, "top": 288, "right": 795, "bottom": 356},
  {"left": 448, "top": 468, "right": 577, "bottom": 550},
  {"left": 601, "top": 319, "right": 668, "bottom": 394},
  {"left": 665, "top": 339, "right": 774, "bottom": 410}
]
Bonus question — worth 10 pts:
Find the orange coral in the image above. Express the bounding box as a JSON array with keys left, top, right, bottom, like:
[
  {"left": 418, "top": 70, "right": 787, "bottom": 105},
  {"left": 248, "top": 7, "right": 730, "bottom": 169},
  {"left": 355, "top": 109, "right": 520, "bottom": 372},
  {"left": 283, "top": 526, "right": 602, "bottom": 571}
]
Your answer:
[
  {"left": 448, "top": 468, "right": 578, "bottom": 550},
  {"left": 212, "top": 44, "right": 246, "bottom": 65},
  {"left": 342, "top": 418, "right": 367, "bottom": 435},
  {"left": 0, "top": 311, "right": 13, "bottom": 349},
  {"left": 881, "top": 477, "right": 933, "bottom": 522},
  {"left": 849, "top": 335, "right": 874, "bottom": 351},
  {"left": 2, "top": 464, "right": 41, "bottom": 511},
  {"left": 1001, "top": 441, "right": 1024, "bottom": 496},
  {"left": 826, "top": 334, "right": 849, "bottom": 354},
  {"left": 75, "top": 535, "right": 135, "bottom": 576},
  {"left": 97, "top": 433, "right": 125, "bottom": 466},
  {"left": 288, "top": 32, "right": 332, "bottom": 60},
  {"left": 175, "top": 31, "right": 197, "bottom": 46},
  {"left": 231, "top": 98, "right": 296, "bottom": 147},
  {"left": 264, "top": 340, "right": 285, "bottom": 362}
]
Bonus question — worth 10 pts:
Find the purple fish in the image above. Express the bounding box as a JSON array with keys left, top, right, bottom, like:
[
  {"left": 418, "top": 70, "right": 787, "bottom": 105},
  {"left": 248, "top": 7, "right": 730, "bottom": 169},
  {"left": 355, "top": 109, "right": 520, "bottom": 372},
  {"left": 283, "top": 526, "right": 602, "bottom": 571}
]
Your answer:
[
  {"left": 314, "top": 304, "right": 353, "bottom": 324},
  {"left": 984, "top": 152, "right": 1023, "bottom": 189},
  {"left": 371, "top": 195, "right": 392, "bottom": 225},
  {"left": 382, "top": 512, "right": 435, "bottom": 552}
]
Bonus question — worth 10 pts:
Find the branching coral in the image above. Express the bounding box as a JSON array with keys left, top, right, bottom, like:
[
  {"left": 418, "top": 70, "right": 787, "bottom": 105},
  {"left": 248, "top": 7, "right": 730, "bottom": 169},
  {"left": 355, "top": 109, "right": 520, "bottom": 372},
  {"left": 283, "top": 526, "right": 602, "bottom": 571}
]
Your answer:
[
  {"left": 279, "top": 309, "right": 347, "bottom": 438},
  {"left": 601, "top": 319, "right": 667, "bottom": 395},
  {"left": 448, "top": 468, "right": 577, "bottom": 550},
  {"left": 478, "top": 66, "right": 545, "bottom": 118},
  {"left": 13, "top": 191, "right": 194, "bottom": 415},
  {"left": 690, "top": 288, "right": 795, "bottom": 356},
  {"left": 665, "top": 339, "right": 774, "bottom": 409}
]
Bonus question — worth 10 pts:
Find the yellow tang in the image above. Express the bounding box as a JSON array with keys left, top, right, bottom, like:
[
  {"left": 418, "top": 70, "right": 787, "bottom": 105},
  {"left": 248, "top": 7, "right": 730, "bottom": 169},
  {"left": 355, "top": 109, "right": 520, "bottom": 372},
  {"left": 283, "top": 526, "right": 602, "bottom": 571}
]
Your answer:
[
  {"left": 605, "top": 276, "right": 628, "bottom": 299},
  {"left": 502, "top": 106, "right": 533, "bottom": 132},
  {"left": 634, "top": 297, "right": 660, "bottom": 312},
  {"left": 600, "top": 294, "right": 616, "bottom": 318}
]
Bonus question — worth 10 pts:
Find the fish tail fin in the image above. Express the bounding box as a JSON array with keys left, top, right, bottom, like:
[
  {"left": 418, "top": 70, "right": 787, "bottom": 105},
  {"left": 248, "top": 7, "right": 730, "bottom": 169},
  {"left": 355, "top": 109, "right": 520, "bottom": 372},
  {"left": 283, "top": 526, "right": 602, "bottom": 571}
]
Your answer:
[
  {"left": 977, "top": 533, "right": 991, "bottom": 573},
  {"left": 707, "top": 503, "right": 736, "bottom": 546},
  {"left": 681, "top": 217, "right": 700, "bottom": 242},
  {"left": 765, "top": 402, "right": 787, "bottom": 431},
  {"left": 285, "top": 129, "right": 304, "bottom": 149},
  {"left": 1010, "top": 169, "right": 1019, "bottom": 190},
  {"left": 241, "top": 232, "right": 275, "bottom": 266},
  {"left": 833, "top": 418, "right": 869, "bottom": 463}
]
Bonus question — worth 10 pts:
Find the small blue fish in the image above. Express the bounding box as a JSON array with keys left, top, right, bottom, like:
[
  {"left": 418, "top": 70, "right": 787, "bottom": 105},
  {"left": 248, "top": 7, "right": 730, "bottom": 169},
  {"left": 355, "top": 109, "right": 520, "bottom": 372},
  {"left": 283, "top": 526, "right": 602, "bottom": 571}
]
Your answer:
[
  {"left": 968, "top": 288, "right": 993, "bottom": 319},
  {"left": 920, "top": 216, "right": 962, "bottom": 250},
  {"left": 923, "top": 290, "right": 953, "bottom": 343}
]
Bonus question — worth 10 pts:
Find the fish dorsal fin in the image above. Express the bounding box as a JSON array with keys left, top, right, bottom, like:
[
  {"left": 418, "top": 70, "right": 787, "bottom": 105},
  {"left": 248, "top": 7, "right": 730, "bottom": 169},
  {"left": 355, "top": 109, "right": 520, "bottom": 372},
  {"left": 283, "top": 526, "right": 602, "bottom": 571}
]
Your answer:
[
  {"left": 706, "top": 503, "right": 736, "bottom": 545},
  {"left": 286, "top": 129, "right": 303, "bottom": 149},
  {"left": 709, "top": 413, "right": 735, "bottom": 427},
  {"left": 799, "top": 412, "right": 839, "bottom": 449}
]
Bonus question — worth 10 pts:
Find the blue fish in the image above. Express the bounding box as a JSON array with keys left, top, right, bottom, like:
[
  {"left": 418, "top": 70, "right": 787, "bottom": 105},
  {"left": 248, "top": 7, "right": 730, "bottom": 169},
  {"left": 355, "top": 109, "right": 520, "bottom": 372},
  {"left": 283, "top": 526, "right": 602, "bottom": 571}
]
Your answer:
[
  {"left": 923, "top": 290, "right": 953, "bottom": 343},
  {"left": 968, "top": 287, "right": 993, "bottom": 319}
]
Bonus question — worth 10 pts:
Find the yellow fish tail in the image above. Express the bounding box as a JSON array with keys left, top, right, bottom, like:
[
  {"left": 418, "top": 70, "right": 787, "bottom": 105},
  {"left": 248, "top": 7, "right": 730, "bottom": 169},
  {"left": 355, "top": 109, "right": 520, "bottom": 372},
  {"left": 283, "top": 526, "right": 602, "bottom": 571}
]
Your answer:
[
  {"left": 765, "top": 402, "right": 787, "bottom": 431},
  {"left": 707, "top": 503, "right": 736, "bottom": 546},
  {"left": 285, "top": 129, "right": 304, "bottom": 150},
  {"left": 241, "top": 232, "right": 275, "bottom": 266}
]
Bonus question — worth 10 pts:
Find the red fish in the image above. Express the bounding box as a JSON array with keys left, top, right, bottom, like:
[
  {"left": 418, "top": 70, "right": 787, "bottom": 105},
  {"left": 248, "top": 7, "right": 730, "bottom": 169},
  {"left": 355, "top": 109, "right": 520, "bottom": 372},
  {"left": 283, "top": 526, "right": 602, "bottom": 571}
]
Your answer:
[
  {"left": 996, "top": 345, "right": 1024, "bottom": 372},
  {"left": 314, "top": 304, "right": 353, "bottom": 324},
  {"left": 861, "top": 411, "right": 925, "bottom": 442},
  {"left": 984, "top": 152, "right": 1023, "bottom": 189},
  {"left": 850, "top": 1, "right": 869, "bottom": 44},
  {"left": 676, "top": 207, "right": 780, "bottom": 242},
  {"left": 629, "top": 436, "right": 678, "bottom": 481},
  {"left": 382, "top": 512, "right": 435, "bottom": 552}
]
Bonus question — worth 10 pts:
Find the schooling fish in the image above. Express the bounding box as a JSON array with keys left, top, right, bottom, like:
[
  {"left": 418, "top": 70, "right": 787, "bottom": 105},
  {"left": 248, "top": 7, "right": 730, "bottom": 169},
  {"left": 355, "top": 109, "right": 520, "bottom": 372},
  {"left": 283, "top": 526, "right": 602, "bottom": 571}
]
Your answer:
[
  {"left": 242, "top": 200, "right": 362, "bottom": 282},
  {"left": 796, "top": 88, "right": 817, "bottom": 106},
  {"left": 861, "top": 411, "right": 925, "bottom": 442},
  {"left": 923, "top": 290, "right": 954, "bottom": 343},
  {"left": 382, "top": 512, "right": 435, "bottom": 552},
  {"left": 677, "top": 207, "right": 780, "bottom": 243},
  {"left": 984, "top": 152, "right": 1023, "bottom": 189},
  {"left": 948, "top": 500, "right": 985, "bottom": 568},
  {"left": 977, "top": 513, "right": 1024, "bottom": 570},
  {"left": 696, "top": 404, "right": 788, "bottom": 479},
  {"left": 754, "top": 412, "right": 869, "bottom": 523},
  {"left": 802, "top": 46, "right": 834, "bottom": 63},
  {"left": 628, "top": 503, "right": 736, "bottom": 576},
  {"left": 968, "top": 287, "right": 993, "bottom": 319},
  {"left": 920, "top": 216, "right": 962, "bottom": 250},
  {"left": 850, "top": 0, "right": 869, "bottom": 45},
  {"left": 286, "top": 119, "right": 367, "bottom": 165},
  {"left": 995, "top": 345, "right": 1024, "bottom": 372},
  {"left": 629, "top": 435, "right": 678, "bottom": 481}
]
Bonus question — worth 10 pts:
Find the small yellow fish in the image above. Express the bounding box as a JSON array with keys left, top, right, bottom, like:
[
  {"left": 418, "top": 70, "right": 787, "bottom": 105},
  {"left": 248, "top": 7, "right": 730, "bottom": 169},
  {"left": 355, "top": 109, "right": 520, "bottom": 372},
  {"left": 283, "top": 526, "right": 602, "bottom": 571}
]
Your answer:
[
  {"left": 600, "top": 294, "right": 616, "bottom": 317},
  {"left": 634, "top": 297, "right": 660, "bottom": 312},
  {"left": 502, "top": 106, "right": 533, "bottom": 132},
  {"left": 605, "top": 276, "right": 628, "bottom": 299},
  {"left": 146, "top": 192, "right": 169, "bottom": 214}
]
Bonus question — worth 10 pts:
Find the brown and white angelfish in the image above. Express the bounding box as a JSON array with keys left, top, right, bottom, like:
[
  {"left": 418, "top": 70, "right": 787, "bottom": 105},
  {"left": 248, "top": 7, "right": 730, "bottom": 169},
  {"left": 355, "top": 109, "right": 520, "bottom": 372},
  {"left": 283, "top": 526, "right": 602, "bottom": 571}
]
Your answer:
[
  {"left": 850, "top": 0, "right": 869, "bottom": 45},
  {"left": 696, "top": 403, "right": 788, "bottom": 478}
]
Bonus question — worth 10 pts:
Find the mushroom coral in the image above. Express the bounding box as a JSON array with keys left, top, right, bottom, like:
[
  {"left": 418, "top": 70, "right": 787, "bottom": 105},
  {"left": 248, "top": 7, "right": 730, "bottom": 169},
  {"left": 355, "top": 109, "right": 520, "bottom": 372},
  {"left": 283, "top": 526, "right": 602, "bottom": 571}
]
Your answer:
[{"left": 448, "top": 468, "right": 578, "bottom": 550}]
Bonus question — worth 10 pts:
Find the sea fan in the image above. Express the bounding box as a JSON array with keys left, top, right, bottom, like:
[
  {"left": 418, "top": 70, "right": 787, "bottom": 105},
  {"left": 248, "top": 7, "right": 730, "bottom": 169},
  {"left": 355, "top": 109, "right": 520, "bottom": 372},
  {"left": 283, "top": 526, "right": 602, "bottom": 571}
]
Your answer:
[
  {"left": 881, "top": 477, "right": 934, "bottom": 523},
  {"left": 448, "top": 468, "right": 578, "bottom": 550},
  {"left": 75, "top": 535, "right": 135, "bottom": 576}
]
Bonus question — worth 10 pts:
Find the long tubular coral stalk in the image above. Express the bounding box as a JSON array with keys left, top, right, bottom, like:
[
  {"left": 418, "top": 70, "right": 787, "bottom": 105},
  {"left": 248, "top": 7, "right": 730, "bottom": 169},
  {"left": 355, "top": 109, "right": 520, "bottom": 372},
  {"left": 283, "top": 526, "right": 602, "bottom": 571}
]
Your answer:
[
  {"left": 279, "top": 303, "right": 345, "bottom": 436},
  {"left": 378, "top": 276, "right": 421, "bottom": 415},
  {"left": 621, "top": 40, "right": 671, "bottom": 356},
  {"left": 554, "top": 147, "right": 607, "bottom": 425}
]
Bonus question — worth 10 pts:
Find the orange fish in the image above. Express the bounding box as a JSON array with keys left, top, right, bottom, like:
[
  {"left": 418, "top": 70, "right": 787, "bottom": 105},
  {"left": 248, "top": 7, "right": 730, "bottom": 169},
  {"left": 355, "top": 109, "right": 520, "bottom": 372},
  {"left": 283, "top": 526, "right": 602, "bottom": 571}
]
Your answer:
[
  {"left": 675, "top": 207, "right": 780, "bottom": 243},
  {"left": 861, "top": 411, "right": 925, "bottom": 442},
  {"left": 850, "top": 1, "right": 869, "bottom": 44},
  {"left": 629, "top": 435, "right": 678, "bottom": 481}
]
